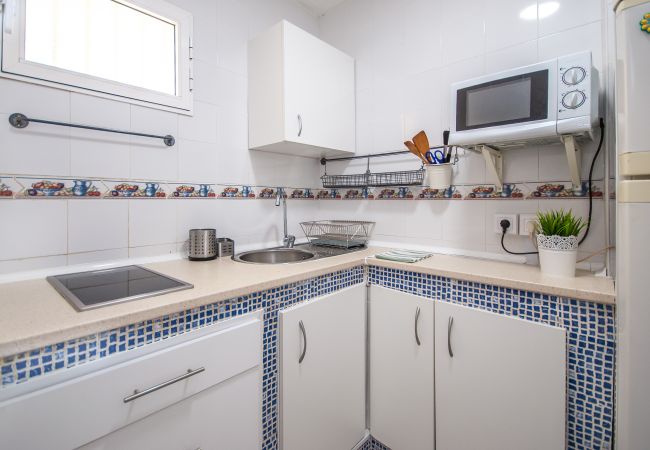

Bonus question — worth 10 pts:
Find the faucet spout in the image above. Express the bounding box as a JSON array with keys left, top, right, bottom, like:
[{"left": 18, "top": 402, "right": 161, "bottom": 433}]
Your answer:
[{"left": 276, "top": 187, "right": 295, "bottom": 248}]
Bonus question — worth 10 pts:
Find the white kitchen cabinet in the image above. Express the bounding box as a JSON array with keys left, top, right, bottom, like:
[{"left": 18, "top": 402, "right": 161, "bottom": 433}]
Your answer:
[
  {"left": 0, "top": 313, "right": 262, "bottom": 450},
  {"left": 79, "top": 368, "right": 260, "bottom": 450},
  {"left": 434, "top": 301, "right": 566, "bottom": 450},
  {"left": 279, "top": 284, "right": 366, "bottom": 450},
  {"left": 248, "top": 20, "right": 355, "bottom": 158},
  {"left": 369, "top": 286, "right": 435, "bottom": 450}
]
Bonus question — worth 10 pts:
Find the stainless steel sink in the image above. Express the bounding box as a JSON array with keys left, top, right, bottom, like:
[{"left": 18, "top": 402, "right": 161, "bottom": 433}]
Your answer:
[{"left": 233, "top": 248, "right": 316, "bottom": 264}]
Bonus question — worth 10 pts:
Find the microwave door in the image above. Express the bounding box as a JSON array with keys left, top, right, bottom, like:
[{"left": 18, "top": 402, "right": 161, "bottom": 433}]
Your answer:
[{"left": 450, "top": 67, "right": 557, "bottom": 146}]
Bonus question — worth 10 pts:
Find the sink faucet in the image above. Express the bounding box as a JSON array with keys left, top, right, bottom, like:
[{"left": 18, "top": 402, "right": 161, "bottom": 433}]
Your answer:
[{"left": 276, "top": 188, "right": 295, "bottom": 248}]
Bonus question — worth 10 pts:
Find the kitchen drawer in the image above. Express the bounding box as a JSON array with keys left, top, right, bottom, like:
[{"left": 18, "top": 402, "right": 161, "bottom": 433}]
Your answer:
[
  {"left": 0, "top": 312, "right": 262, "bottom": 450},
  {"left": 79, "top": 367, "right": 261, "bottom": 450}
]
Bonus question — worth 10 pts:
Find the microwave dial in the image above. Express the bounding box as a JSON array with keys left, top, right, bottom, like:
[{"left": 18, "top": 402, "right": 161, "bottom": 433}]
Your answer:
[
  {"left": 561, "top": 90, "right": 587, "bottom": 109},
  {"left": 562, "top": 67, "right": 587, "bottom": 85}
]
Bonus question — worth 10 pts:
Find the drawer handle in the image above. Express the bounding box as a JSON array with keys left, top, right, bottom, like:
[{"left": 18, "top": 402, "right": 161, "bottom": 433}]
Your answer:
[
  {"left": 414, "top": 306, "right": 421, "bottom": 346},
  {"left": 297, "top": 114, "right": 303, "bottom": 137},
  {"left": 123, "top": 367, "right": 205, "bottom": 403},
  {"left": 299, "top": 320, "right": 307, "bottom": 363},
  {"left": 448, "top": 316, "right": 454, "bottom": 358}
]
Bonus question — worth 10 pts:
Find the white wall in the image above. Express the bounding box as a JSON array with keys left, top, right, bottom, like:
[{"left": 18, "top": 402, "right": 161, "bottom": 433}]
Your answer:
[
  {"left": 0, "top": 0, "right": 322, "bottom": 273},
  {"left": 318, "top": 0, "right": 613, "bottom": 265}
]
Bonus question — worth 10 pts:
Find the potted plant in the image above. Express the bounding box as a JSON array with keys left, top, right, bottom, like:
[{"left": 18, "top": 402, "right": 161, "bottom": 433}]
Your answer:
[{"left": 535, "top": 209, "right": 586, "bottom": 277}]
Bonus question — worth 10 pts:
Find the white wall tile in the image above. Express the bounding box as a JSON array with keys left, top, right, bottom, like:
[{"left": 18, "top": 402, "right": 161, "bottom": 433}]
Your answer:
[
  {"left": 178, "top": 101, "right": 218, "bottom": 144},
  {"left": 538, "top": 21, "right": 603, "bottom": 73},
  {"left": 0, "top": 255, "right": 68, "bottom": 275},
  {"left": 0, "top": 114, "right": 71, "bottom": 175},
  {"left": 484, "top": 0, "right": 538, "bottom": 52},
  {"left": 178, "top": 140, "right": 220, "bottom": 182},
  {"left": 67, "top": 248, "right": 129, "bottom": 265},
  {"left": 485, "top": 40, "right": 539, "bottom": 73},
  {"left": 68, "top": 200, "right": 128, "bottom": 253},
  {"left": 128, "top": 201, "right": 177, "bottom": 247},
  {"left": 130, "top": 105, "right": 180, "bottom": 180},
  {"left": 70, "top": 93, "right": 131, "bottom": 179},
  {"left": 175, "top": 201, "right": 220, "bottom": 242},
  {"left": 0, "top": 78, "right": 70, "bottom": 119},
  {"left": 129, "top": 243, "right": 179, "bottom": 258},
  {"left": 538, "top": 0, "right": 602, "bottom": 37},
  {"left": 0, "top": 201, "right": 67, "bottom": 260},
  {"left": 441, "top": 0, "right": 486, "bottom": 65}
]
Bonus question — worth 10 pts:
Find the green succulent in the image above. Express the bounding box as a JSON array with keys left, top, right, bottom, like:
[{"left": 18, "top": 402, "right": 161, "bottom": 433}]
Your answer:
[{"left": 536, "top": 209, "right": 586, "bottom": 237}]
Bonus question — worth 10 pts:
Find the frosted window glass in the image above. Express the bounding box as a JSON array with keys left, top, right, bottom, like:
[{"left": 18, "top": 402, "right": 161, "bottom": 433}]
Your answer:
[{"left": 24, "top": 0, "right": 176, "bottom": 96}]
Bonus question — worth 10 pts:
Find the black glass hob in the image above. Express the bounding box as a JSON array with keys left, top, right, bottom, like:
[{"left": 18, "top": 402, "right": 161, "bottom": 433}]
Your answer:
[{"left": 47, "top": 265, "right": 193, "bottom": 311}]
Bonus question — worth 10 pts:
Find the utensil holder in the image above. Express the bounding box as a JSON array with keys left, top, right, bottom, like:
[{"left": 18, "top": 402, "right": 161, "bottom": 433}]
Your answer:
[
  {"left": 189, "top": 229, "right": 217, "bottom": 261},
  {"left": 423, "top": 163, "right": 452, "bottom": 189},
  {"left": 217, "top": 238, "right": 235, "bottom": 257}
]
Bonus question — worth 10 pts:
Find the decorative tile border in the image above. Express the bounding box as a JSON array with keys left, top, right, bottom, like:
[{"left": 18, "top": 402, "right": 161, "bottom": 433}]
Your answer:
[
  {"left": 0, "top": 174, "right": 613, "bottom": 201},
  {"left": 0, "top": 267, "right": 365, "bottom": 450},
  {"left": 16, "top": 177, "right": 104, "bottom": 198},
  {"left": 360, "top": 437, "right": 390, "bottom": 450},
  {"left": 369, "top": 266, "right": 616, "bottom": 450}
]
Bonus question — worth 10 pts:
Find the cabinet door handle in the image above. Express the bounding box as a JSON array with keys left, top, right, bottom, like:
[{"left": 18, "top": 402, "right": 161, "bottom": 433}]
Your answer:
[
  {"left": 414, "top": 306, "right": 421, "bottom": 346},
  {"left": 447, "top": 316, "right": 454, "bottom": 358},
  {"left": 299, "top": 320, "right": 307, "bottom": 363},
  {"left": 123, "top": 367, "right": 205, "bottom": 403},
  {"left": 297, "top": 114, "right": 303, "bottom": 137}
]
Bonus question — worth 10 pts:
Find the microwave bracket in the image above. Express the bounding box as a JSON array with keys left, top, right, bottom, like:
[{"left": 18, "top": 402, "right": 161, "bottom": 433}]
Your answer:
[
  {"left": 479, "top": 145, "right": 503, "bottom": 191},
  {"left": 561, "top": 135, "right": 582, "bottom": 191}
]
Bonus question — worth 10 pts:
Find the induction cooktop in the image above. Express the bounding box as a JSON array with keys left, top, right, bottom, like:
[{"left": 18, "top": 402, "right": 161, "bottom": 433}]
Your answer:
[{"left": 47, "top": 265, "right": 193, "bottom": 311}]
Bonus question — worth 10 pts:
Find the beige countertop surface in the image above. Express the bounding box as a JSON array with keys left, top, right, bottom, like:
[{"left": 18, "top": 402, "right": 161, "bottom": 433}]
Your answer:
[{"left": 0, "top": 248, "right": 615, "bottom": 358}]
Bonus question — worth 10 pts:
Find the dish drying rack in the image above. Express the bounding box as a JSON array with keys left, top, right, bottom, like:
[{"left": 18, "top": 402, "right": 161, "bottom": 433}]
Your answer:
[
  {"left": 300, "top": 220, "right": 375, "bottom": 249},
  {"left": 319, "top": 146, "right": 456, "bottom": 189}
]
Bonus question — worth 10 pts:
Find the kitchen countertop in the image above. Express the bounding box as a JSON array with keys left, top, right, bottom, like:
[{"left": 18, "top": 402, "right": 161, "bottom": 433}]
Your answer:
[{"left": 0, "top": 248, "right": 615, "bottom": 358}]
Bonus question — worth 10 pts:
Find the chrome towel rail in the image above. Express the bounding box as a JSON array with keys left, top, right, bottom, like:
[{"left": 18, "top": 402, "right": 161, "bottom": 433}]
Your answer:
[{"left": 9, "top": 113, "right": 176, "bottom": 147}]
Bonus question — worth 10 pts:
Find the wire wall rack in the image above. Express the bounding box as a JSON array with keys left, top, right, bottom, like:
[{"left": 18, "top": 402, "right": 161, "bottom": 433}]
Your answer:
[{"left": 319, "top": 146, "right": 452, "bottom": 188}]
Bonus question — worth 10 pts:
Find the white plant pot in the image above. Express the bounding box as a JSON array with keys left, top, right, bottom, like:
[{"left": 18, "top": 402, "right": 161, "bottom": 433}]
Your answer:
[
  {"left": 423, "top": 163, "right": 452, "bottom": 189},
  {"left": 537, "top": 234, "right": 578, "bottom": 278}
]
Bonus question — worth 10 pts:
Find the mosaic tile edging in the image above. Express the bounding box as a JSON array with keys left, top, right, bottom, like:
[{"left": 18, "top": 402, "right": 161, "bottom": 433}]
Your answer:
[
  {"left": 359, "top": 436, "right": 391, "bottom": 450},
  {"left": 0, "top": 266, "right": 365, "bottom": 450},
  {"left": 1, "top": 174, "right": 613, "bottom": 201},
  {"left": 1, "top": 266, "right": 615, "bottom": 450},
  {"left": 369, "top": 266, "right": 616, "bottom": 450}
]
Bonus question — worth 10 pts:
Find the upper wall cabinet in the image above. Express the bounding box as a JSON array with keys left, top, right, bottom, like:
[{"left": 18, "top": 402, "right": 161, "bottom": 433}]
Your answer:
[{"left": 248, "top": 21, "right": 356, "bottom": 158}]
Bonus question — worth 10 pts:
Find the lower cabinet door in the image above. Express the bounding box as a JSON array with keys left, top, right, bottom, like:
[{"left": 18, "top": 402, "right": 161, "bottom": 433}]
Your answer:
[
  {"left": 369, "top": 286, "right": 435, "bottom": 450},
  {"left": 79, "top": 367, "right": 261, "bottom": 450},
  {"left": 435, "top": 301, "right": 566, "bottom": 450},
  {"left": 279, "top": 284, "right": 366, "bottom": 450}
]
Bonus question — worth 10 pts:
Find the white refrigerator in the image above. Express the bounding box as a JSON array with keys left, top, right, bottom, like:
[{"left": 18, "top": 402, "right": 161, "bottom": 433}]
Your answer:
[{"left": 614, "top": 1, "right": 650, "bottom": 448}]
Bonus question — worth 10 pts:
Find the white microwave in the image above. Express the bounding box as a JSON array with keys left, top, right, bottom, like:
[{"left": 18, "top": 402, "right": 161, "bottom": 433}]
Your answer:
[{"left": 449, "top": 51, "right": 599, "bottom": 148}]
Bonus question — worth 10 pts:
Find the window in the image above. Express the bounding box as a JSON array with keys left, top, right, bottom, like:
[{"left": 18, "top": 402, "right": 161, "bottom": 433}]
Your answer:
[{"left": 1, "top": 0, "right": 193, "bottom": 113}]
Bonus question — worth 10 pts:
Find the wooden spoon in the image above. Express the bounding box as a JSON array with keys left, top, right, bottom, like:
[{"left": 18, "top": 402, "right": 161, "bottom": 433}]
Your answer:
[
  {"left": 404, "top": 140, "right": 426, "bottom": 163},
  {"left": 412, "top": 131, "right": 430, "bottom": 160}
]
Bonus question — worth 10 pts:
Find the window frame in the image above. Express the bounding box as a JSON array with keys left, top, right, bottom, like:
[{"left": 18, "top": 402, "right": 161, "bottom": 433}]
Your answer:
[{"left": 0, "top": 0, "right": 194, "bottom": 114}]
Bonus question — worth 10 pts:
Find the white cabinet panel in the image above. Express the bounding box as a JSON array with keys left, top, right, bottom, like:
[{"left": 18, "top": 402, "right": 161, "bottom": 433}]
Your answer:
[
  {"left": 369, "top": 286, "right": 435, "bottom": 450},
  {"left": 435, "top": 302, "right": 566, "bottom": 450},
  {"left": 279, "top": 284, "right": 366, "bottom": 450},
  {"left": 248, "top": 20, "right": 355, "bottom": 158},
  {"left": 79, "top": 367, "right": 261, "bottom": 450},
  {"left": 0, "top": 313, "right": 262, "bottom": 450}
]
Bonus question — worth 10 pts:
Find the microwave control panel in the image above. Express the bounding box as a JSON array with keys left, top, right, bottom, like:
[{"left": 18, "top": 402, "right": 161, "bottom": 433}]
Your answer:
[{"left": 557, "top": 52, "right": 596, "bottom": 121}]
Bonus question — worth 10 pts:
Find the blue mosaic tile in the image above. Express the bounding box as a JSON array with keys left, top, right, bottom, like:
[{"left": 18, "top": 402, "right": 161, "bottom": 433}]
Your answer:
[
  {"left": 0, "top": 266, "right": 365, "bottom": 450},
  {"left": 0, "top": 265, "right": 615, "bottom": 450},
  {"left": 369, "top": 266, "right": 616, "bottom": 450}
]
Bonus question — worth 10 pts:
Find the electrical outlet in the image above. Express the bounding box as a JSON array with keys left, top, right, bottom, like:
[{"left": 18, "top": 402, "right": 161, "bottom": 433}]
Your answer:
[
  {"left": 494, "top": 214, "right": 518, "bottom": 235},
  {"left": 519, "top": 214, "right": 538, "bottom": 236}
]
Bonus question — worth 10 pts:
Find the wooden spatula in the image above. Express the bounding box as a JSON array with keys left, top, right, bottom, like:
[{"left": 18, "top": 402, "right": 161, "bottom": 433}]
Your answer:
[
  {"left": 412, "top": 131, "right": 430, "bottom": 159},
  {"left": 404, "top": 140, "right": 426, "bottom": 163}
]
